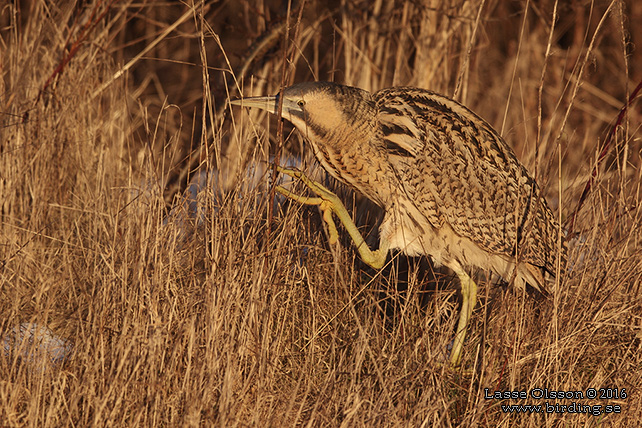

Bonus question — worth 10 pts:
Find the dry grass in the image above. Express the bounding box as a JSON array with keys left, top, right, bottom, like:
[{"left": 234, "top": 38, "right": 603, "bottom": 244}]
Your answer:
[{"left": 1, "top": 0, "right": 641, "bottom": 426}]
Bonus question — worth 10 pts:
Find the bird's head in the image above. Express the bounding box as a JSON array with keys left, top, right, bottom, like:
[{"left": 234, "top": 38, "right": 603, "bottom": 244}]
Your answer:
[{"left": 231, "top": 82, "right": 375, "bottom": 146}]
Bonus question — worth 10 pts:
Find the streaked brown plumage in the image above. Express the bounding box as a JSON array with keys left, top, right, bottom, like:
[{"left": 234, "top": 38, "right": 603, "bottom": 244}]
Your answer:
[{"left": 232, "top": 81, "right": 566, "bottom": 365}]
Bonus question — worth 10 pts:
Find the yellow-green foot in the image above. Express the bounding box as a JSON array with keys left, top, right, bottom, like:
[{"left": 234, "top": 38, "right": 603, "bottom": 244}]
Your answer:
[
  {"left": 274, "top": 166, "right": 388, "bottom": 269},
  {"left": 448, "top": 266, "right": 478, "bottom": 367}
]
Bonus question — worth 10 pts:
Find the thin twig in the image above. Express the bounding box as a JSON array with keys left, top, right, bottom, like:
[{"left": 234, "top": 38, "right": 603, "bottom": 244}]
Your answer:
[
  {"left": 265, "top": 1, "right": 307, "bottom": 272},
  {"left": 566, "top": 78, "right": 642, "bottom": 233},
  {"left": 91, "top": 2, "right": 205, "bottom": 100},
  {"left": 35, "top": 0, "right": 119, "bottom": 108}
]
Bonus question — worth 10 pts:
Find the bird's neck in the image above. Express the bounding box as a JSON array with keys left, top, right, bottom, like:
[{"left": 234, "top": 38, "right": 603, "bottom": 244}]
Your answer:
[{"left": 308, "top": 128, "right": 394, "bottom": 208}]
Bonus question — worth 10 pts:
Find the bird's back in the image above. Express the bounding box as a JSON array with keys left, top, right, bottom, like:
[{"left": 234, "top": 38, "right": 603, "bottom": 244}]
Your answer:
[{"left": 373, "top": 87, "right": 565, "bottom": 281}]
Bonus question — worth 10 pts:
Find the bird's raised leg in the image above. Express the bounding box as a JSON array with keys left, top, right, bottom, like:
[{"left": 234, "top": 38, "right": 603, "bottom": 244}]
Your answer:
[
  {"left": 448, "top": 267, "right": 478, "bottom": 366},
  {"left": 272, "top": 185, "right": 340, "bottom": 245},
  {"left": 275, "top": 166, "right": 389, "bottom": 269}
]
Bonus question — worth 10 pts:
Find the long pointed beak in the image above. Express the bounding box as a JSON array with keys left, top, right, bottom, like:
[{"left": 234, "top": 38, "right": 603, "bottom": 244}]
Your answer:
[
  {"left": 231, "top": 95, "right": 305, "bottom": 127},
  {"left": 230, "top": 96, "right": 278, "bottom": 114}
]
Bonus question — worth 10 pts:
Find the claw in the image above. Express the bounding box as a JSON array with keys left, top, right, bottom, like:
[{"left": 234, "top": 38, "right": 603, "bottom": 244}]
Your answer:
[{"left": 273, "top": 164, "right": 389, "bottom": 270}]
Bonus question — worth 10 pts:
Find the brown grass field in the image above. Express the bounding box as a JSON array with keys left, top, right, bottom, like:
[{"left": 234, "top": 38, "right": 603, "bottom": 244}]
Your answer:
[{"left": 1, "top": 0, "right": 641, "bottom": 426}]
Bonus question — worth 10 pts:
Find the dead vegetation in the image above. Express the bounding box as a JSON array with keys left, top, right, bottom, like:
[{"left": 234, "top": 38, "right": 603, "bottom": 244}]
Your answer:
[{"left": 1, "top": 0, "right": 641, "bottom": 426}]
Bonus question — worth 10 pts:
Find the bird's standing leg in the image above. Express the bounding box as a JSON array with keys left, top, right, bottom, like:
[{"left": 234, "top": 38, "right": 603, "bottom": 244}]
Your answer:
[
  {"left": 278, "top": 166, "right": 476, "bottom": 367},
  {"left": 449, "top": 267, "right": 478, "bottom": 366},
  {"left": 275, "top": 166, "right": 389, "bottom": 269}
]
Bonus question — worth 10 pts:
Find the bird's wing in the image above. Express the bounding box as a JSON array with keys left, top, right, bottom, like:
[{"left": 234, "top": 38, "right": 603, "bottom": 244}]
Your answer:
[{"left": 374, "top": 87, "right": 563, "bottom": 274}]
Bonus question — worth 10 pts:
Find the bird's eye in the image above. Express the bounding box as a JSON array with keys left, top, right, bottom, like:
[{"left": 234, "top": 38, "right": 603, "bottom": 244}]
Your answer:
[{"left": 297, "top": 99, "right": 306, "bottom": 108}]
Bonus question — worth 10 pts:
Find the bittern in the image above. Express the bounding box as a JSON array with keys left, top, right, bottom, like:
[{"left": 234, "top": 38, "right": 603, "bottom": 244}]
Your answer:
[{"left": 231, "top": 82, "right": 566, "bottom": 366}]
